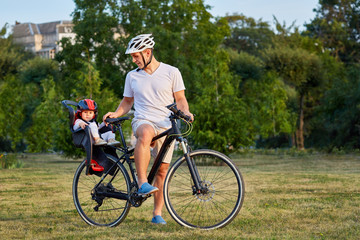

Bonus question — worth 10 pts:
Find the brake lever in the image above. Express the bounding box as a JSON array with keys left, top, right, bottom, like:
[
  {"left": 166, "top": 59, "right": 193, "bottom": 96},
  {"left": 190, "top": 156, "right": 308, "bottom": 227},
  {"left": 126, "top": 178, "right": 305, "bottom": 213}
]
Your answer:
[{"left": 178, "top": 110, "right": 193, "bottom": 123}]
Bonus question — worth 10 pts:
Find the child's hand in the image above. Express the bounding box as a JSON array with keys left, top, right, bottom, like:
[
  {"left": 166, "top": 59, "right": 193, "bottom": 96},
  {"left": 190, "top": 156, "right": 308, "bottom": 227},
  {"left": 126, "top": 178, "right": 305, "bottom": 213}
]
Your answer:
[{"left": 79, "top": 121, "right": 88, "bottom": 129}]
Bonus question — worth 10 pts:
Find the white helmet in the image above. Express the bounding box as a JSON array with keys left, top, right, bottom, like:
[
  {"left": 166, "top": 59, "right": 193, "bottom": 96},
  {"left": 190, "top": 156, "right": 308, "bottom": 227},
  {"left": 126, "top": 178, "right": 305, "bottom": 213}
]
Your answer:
[{"left": 125, "top": 34, "right": 155, "bottom": 54}]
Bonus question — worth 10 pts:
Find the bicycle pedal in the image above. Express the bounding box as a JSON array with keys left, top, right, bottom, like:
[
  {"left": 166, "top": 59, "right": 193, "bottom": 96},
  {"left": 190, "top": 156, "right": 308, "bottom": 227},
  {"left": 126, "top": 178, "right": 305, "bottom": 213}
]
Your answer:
[{"left": 136, "top": 192, "right": 152, "bottom": 198}]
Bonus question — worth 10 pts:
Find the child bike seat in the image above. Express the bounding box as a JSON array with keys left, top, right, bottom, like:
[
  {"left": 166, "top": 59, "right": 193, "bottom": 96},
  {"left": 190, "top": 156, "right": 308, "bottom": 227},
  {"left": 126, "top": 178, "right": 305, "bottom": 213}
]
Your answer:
[{"left": 62, "top": 100, "right": 95, "bottom": 175}]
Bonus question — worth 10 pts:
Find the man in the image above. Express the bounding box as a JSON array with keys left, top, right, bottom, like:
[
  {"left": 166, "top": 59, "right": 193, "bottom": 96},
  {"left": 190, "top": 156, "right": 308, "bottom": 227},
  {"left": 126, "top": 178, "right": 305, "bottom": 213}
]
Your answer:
[{"left": 103, "top": 34, "right": 193, "bottom": 225}]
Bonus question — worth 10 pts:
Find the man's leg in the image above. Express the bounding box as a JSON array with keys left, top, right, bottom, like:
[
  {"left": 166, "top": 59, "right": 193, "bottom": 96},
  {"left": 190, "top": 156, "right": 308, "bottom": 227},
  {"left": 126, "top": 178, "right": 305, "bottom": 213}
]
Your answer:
[
  {"left": 150, "top": 131, "right": 175, "bottom": 222},
  {"left": 134, "top": 124, "right": 156, "bottom": 187},
  {"left": 153, "top": 163, "right": 170, "bottom": 217}
]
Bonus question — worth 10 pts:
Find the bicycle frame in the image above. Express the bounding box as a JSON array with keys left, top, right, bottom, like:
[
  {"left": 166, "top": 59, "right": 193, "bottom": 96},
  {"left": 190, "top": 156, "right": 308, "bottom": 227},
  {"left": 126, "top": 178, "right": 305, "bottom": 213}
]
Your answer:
[{"left": 100, "top": 113, "right": 203, "bottom": 200}]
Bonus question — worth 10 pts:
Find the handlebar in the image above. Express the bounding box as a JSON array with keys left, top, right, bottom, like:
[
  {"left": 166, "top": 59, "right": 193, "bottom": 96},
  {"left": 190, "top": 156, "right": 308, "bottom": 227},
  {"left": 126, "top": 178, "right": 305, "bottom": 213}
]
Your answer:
[
  {"left": 104, "top": 103, "right": 192, "bottom": 125},
  {"left": 105, "top": 116, "right": 130, "bottom": 125},
  {"left": 166, "top": 103, "right": 192, "bottom": 122}
]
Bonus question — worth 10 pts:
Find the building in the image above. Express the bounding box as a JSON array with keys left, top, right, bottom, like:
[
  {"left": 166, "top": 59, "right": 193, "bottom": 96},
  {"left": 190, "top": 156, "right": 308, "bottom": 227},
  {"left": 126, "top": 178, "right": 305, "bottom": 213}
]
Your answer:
[{"left": 12, "top": 21, "right": 75, "bottom": 59}]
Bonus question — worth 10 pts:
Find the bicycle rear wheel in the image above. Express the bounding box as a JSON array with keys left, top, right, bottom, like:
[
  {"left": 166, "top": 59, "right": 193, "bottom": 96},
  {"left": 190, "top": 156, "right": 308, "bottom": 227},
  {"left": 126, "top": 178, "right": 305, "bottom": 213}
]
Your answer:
[
  {"left": 164, "top": 149, "right": 244, "bottom": 229},
  {"left": 73, "top": 156, "right": 131, "bottom": 227}
]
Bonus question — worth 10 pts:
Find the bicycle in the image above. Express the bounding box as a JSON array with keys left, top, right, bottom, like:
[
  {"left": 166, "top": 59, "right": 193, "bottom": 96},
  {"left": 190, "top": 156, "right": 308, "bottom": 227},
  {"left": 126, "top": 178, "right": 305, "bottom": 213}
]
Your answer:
[{"left": 62, "top": 100, "right": 245, "bottom": 229}]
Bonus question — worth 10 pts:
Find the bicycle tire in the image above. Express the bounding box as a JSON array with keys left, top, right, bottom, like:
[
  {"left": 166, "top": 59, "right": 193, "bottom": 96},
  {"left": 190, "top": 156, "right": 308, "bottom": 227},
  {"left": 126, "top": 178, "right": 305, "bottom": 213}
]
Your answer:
[
  {"left": 73, "top": 156, "right": 131, "bottom": 227},
  {"left": 164, "top": 149, "right": 245, "bottom": 229}
]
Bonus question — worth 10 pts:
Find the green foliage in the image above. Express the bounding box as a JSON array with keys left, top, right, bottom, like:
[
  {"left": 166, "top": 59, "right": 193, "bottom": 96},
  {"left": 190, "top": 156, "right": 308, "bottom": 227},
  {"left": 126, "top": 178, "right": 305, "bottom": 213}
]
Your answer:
[
  {"left": 1, "top": 0, "right": 360, "bottom": 154},
  {"left": 0, "top": 36, "right": 33, "bottom": 80},
  {"left": 0, "top": 153, "right": 23, "bottom": 169},
  {"left": 309, "top": 64, "right": 360, "bottom": 150},
  {"left": 227, "top": 49, "right": 295, "bottom": 148},
  {"left": 227, "top": 49, "right": 263, "bottom": 81},
  {"left": 57, "top": 0, "right": 125, "bottom": 95},
  {"left": 191, "top": 50, "right": 251, "bottom": 153},
  {"left": 19, "top": 57, "right": 59, "bottom": 84},
  {"left": 263, "top": 46, "right": 324, "bottom": 93},
  {"left": 305, "top": 0, "right": 360, "bottom": 64},
  {"left": 18, "top": 57, "right": 60, "bottom": 131},
  {"left": 242, "top": 72, "right": 295, "bottom": 138},
  {"left": 224, "top": 14, "right": 275, "bottom": 56},
  {"left": 0, "top": 75, "right": 26, "bottom": 150},
  {"left": 26, "top": 78, "right": 62, "bottom": 152},
  {"left": 0, "top": 23, "right": 7, "bottom": 37}
]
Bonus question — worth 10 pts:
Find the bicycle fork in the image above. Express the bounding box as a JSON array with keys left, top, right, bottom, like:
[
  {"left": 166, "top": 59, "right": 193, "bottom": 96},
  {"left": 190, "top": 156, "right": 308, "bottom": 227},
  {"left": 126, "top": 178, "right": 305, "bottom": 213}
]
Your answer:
[{"left": 179, "top": 139, "right": 203, "bottom": 194}]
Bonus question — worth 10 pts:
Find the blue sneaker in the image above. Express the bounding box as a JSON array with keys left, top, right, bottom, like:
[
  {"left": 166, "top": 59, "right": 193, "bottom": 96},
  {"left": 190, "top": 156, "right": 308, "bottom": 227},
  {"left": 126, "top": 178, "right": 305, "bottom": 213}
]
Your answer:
[
  {"left": 137, "top": 182, "right": 159, "bottom": 196},
  {"left": 151, "top": 215, "right": 166, "bottom": 225}
]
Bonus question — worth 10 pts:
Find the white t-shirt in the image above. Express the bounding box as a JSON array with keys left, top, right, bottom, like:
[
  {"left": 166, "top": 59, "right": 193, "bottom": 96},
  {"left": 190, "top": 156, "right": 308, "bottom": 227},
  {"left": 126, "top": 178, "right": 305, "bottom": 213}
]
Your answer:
[{"left": 123, "top": 62, "right": 185, "bottom": 128}]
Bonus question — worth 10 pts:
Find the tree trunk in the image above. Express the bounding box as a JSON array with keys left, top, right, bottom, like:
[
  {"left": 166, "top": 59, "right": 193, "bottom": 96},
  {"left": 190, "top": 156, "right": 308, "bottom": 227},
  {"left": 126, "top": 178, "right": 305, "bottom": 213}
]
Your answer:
[
  {"left": 291, "top": 133, "right": 296, "bottom": 148},
  {"left": 296, "top": 94, "right": 305, "bottom": 150}
]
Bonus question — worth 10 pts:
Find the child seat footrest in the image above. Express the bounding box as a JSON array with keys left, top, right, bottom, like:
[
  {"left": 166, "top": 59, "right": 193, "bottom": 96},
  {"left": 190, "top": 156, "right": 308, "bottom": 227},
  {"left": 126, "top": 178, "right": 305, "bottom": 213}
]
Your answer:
[{"left": 87, "top": 159, "right": 104, "bottom": 172}]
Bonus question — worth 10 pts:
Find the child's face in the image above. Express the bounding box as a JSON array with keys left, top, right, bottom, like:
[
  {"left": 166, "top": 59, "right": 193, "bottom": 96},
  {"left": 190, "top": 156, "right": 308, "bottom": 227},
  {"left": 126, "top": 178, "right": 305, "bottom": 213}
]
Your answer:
[{"left": 81, "top": 110, "right": 95, "bottom": 122}]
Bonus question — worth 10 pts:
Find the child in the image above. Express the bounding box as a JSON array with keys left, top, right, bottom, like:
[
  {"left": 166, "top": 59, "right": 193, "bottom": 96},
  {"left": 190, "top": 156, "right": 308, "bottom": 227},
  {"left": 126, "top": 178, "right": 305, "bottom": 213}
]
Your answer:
[{"left": 73, "top": 99, "right": 120, "bottom": 146}]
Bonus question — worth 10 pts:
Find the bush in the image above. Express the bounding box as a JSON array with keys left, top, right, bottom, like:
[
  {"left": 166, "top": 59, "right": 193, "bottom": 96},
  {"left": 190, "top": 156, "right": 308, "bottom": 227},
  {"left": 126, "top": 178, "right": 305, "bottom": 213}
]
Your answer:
[{"left": 0, "top": 153, "right": 24, "bottom": 169}]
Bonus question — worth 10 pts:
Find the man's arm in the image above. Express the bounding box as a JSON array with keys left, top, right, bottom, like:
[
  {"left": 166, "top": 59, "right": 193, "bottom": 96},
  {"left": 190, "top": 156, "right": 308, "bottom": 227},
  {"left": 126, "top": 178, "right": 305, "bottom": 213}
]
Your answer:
[
  {"left": 103, "top": 97, "right": 134, "bottom": 122},
  {"left": 174, "top": 90, "right": 194, "bottom": 121}
]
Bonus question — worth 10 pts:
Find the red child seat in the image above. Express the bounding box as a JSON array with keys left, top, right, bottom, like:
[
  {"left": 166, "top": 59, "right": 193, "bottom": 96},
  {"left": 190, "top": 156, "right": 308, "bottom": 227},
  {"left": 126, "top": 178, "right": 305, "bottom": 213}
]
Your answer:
[{"left": 61, "top": 100, "right": 103, "bottom": 174}]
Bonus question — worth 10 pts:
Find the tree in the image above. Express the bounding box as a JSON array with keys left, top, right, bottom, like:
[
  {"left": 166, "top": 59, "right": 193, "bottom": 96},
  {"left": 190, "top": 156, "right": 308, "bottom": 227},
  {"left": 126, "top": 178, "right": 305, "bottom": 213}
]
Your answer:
[
  {"left": 263, "top": 46, "right": 324, "bottom": 149},
  {"left": 57, "top": 0, "right": 125, "bottom": 95},
  {"left": 308, "top": 60, "right": 359, "bottom": 151},
  {"left": 0, "top": 24, "right": 33, "bottom": 81},
  {"left": 223, "top": 14, "right": 275, "bottom": 57},
  {"left": 0, "top": 25, "right": 33, "bottom": 151},
  {"left": 243, "top": 72, "right": 295, "bottom": 141},
  {"left": 227, "top": 49, "right": 295, "bottom": 148},
  {"left": 305, "top": 0, "right": 360, "bottom": 64},
  {"left": 0, "top": 75, "right": 26, "bottom": 150},
  {"left": 26, "top": 77, "right": 60, "bottom": 152},
  {"left": 18, "top": 57, "right": 60, "bottom": 131}
]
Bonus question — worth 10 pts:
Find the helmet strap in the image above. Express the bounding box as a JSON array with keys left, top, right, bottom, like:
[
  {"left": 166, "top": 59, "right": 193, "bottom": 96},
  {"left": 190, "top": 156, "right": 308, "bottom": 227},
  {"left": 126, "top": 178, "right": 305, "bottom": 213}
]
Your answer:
[{"left": 140, "top": 49, "right": 153, "bottom": 70}]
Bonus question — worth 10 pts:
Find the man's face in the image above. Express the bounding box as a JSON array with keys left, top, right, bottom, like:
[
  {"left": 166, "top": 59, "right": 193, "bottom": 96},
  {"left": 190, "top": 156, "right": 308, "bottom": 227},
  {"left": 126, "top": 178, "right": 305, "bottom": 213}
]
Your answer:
[
  {"left": 130, "top": 49, "right": 151, "bottom": 69},
  {"left": 81, "top": 110, "right": 95, "bottom": 122}
]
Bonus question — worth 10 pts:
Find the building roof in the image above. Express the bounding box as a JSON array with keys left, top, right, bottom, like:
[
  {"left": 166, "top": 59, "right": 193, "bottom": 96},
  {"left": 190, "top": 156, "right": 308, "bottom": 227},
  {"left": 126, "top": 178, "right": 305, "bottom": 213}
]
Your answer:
[
  {"left": 12, "top": 23, "right": 40, "bottom": 37},
  {"left": 12, "top": 21, "right": 73, "bottom": 37},
  {"left": 38, "top": 21, "right": 61, "bottom": 35}
]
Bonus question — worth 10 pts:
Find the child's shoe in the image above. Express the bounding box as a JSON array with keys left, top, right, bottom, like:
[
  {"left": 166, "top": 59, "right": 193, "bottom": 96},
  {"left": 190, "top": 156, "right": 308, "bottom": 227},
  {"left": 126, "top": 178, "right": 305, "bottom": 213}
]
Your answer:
[
  {"left": 94, "top": 138, "right": 107, "bottom": 146},
  {"left": 107, "top": 138, "right": 121, "bottom": 146}
]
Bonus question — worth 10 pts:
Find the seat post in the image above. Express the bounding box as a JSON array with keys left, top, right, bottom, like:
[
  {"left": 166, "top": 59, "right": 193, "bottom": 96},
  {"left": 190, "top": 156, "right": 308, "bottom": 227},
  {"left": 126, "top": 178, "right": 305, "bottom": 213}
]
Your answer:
[{"left": 118, "top": 124, "right": 128, "bottom": 149}]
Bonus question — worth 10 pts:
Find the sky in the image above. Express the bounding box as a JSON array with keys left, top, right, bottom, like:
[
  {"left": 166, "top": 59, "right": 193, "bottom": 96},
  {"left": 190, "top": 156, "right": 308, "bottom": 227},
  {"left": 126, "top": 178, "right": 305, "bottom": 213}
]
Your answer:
[{"left": 1, "top": 0, "right": 319, "bottom": 32}]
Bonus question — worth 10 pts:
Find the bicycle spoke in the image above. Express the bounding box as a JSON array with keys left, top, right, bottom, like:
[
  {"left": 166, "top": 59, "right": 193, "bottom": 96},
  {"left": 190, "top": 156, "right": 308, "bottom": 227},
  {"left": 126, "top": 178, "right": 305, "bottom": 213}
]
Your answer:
[
  {"left": 73, "top": 159, "right": 131, "bottom": 227},
  {"left": 165, "top": 150, "right": 244, "bottom": 229}
]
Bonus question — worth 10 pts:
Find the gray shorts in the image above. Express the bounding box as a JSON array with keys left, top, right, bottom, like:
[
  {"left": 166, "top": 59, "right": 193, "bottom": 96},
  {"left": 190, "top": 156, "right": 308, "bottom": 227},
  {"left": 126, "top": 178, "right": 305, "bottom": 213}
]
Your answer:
[{"left": 132, "top": 119, "right": 175, "bottom": 164}]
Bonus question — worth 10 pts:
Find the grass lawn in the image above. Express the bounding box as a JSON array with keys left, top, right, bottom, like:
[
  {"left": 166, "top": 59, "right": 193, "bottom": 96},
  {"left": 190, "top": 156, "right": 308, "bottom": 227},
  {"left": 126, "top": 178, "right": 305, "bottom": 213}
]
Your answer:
[{"left": 0, "top": 153, "right": 359, "bottom": 239}]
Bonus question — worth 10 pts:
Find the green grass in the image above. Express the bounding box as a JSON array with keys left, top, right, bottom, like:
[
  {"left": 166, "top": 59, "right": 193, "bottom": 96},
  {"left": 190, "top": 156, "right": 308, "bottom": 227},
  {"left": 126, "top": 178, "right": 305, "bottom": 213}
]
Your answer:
[{"left": 0, "top": 153, "right": 359, "bottom": 239}]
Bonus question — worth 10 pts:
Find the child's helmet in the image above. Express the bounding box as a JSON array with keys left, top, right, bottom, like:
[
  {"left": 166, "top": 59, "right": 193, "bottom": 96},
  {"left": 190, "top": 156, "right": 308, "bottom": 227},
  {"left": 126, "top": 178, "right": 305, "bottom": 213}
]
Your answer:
[
  {"left": 76, "top": 99, "right": 98, "bottom": 120},
  {"left": 78, "top": 99, "right": 98, "bottom": 111}
]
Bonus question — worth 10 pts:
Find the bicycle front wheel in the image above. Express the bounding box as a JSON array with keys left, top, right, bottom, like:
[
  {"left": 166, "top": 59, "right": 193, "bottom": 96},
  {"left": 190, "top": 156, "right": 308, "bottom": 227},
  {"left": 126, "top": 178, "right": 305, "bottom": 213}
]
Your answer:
[
  {"left": 164, "top": 149, "right": 245, "bottom": 229},
  {"left": 73, "top": 156, "right": 131, "bottom": 227}
]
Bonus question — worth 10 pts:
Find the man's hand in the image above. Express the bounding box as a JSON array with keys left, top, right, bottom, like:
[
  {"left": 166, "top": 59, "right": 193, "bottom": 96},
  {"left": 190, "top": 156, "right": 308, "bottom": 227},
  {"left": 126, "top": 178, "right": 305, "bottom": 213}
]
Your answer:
[
  {"left": 183, "top": 110, "right": 194, "bottom": 122},
  {"left": 103, "top": 112, "right": 119, "bottom": 125}
]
